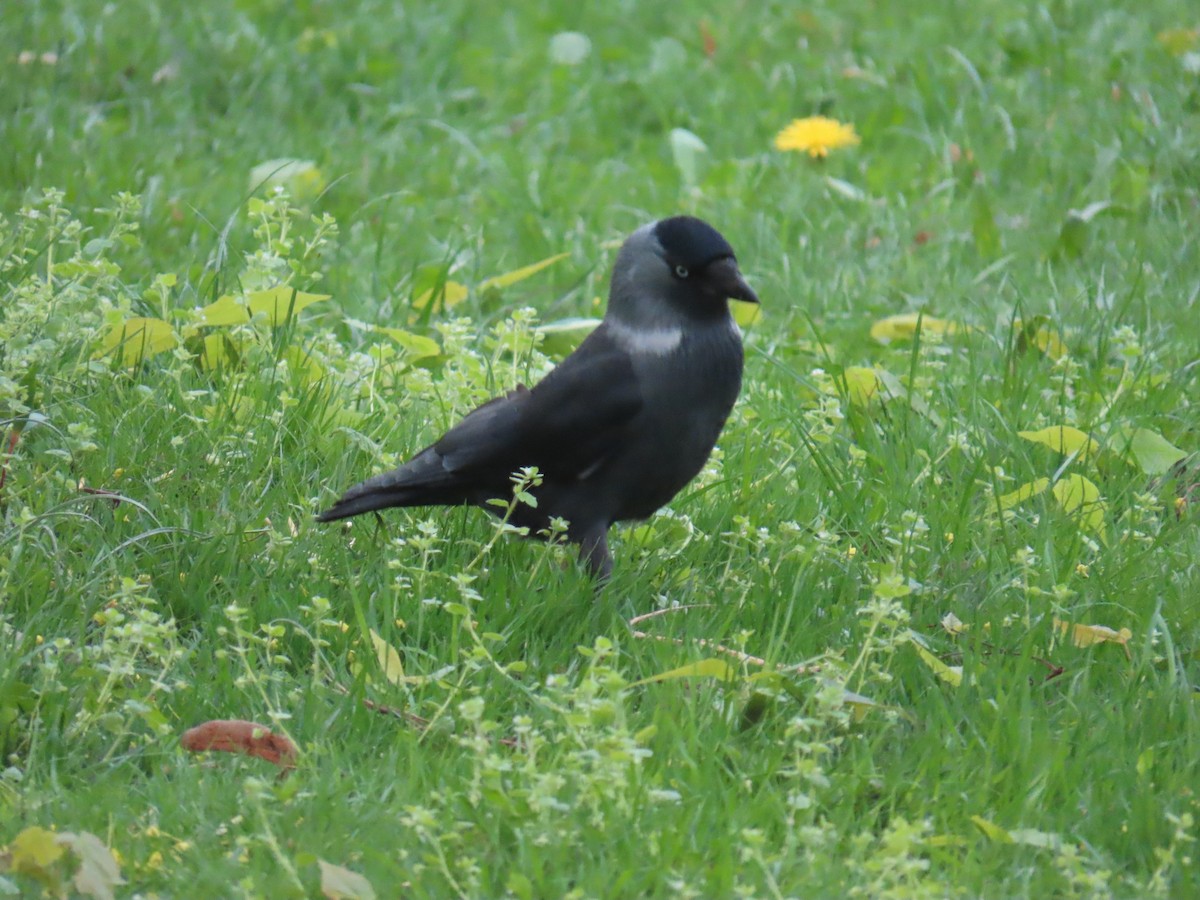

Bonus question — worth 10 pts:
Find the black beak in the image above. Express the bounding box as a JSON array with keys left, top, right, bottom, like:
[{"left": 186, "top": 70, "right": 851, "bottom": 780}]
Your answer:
[{"left": 707, "top": 256, "right": 760, "bottom": 305}]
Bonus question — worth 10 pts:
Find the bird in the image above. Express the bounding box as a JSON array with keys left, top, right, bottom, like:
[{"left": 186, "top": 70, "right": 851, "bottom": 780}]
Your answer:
[{"left": 317, "top": 215, "right": 758, "bottom": 580}]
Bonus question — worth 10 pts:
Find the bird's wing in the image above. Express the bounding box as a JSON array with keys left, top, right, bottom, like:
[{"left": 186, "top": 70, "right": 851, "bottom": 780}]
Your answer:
[
  {"left": 317, "top": 326, "right": 643, "bottom": 522},
  {"left": 434, "top": 324, "right": 643, "bottom": 481}
]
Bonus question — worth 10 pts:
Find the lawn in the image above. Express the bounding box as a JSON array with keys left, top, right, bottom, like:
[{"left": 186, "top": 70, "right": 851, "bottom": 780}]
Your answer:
[{"left": 2, "top": 0, "right": 1199, "bottom": 896}]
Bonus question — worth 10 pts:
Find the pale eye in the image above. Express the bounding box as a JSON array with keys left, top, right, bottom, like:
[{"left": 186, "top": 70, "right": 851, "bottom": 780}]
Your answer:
[{"left": 674, "top": 264, "right": 689, "bottom": 279}]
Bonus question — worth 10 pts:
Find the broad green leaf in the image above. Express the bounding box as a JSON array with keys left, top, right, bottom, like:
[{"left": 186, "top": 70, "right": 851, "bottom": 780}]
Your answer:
[
  {"left": 669, "top": 127, "right": 707, "bottom": 187},
  {"left": 1017, "top": 425, "right": 1099, "bottom": 460},
  {"left": 1014, "top": 316, "right": 1067, "bottom": 360},
  {"left": 996, "top": 477, "right": 1050, "bottom": 510},
  {"left": 369, "top": 629, "right": 406, "bottom": 686},
  {"left": 1137, "top": 746, "right": 1155, "bottom": 776},
  {"left": 1051, "top": 473, "right": 1106, "bottom": 537},
  {"left": 971, "top": 188, "right": 1000, "bottom": 257},
  {"left": 479, "top": 253, "right": 569, "bottom": 292},
  {"left": 632, "top": 658, "right": 738, "bottom": 686},
  {"left": 412, "top": 280, "right": 469, "bottom": 313},
  {"left": 1113, "top": 426, "right": 1186, "bottom": 475},
  {"left": 376, "top": 327, "right": 442, "bottom": 360},
  {"left": 843, "top": 366, "right": 881, "bottom": 406},
  {"left": 94, "top": 317, "right": 179, "bottom": 366},
  {"left": 248, "top": 158, "right": 326, "bottom": 201},
  {"left": 197, "top": 295, "right": 251, "bottom": 327},
  {"left": 506, "top": 871, "right": 535, "bottom": 900},
  {"left": 870, "top": 312, "right": 958, "bottom": 344},
  {"left": 1056, "top": 201, "right": 1122, "bottom": 259},
  {"left": 246, "top": 286, "right": 330, "bottom": 326},
  {"left": 970, "top": 816, "right": 1013, "bottom": 843},
  {"left": 731, "top": 300, "right": 761, "bottom": 328},
  {"left": 909, "top": 635, "right": 962, "bottom": 686},
  {"left": 1158, "top": 27, "right": 1199, "bottom": 55},
  {"left": 535, "top": 317, "right": 602, "bottom": 356},
  {"left": 875, "top": 367, "right": 945, "bottom": 427},
  {"left": 318, "top": 858, "right": 377, "bottom": 900}
]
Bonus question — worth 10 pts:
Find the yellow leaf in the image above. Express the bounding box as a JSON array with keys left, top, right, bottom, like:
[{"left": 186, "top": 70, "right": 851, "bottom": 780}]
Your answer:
[
  {"left": 996, "top": 477, "right": 1051, "bottom": 511},
  {"left": 1157, "top": 27, "right": 1199, "bottom": 55},
  {"left": 1017, "top": 425, "right": 1099, "bottom": 460},
  {"left": 412, "top": 280, "right": 469, "bottom": 313},
  {"left": 8, "top": 826, "right": 65, "bottom": 874},
  {"left": 246, "top": 286, "right": 330, "bottom": 326},
  {"left": 1051, "top": 473, "right": 1107, "bottom": 537},
  {"left": 870, "top": 312, "right": 958, "bottom": 344},
  {"left": 478, "top": 252, "right": 569, "bottom": 292},
  {"left": 94, "top": 317, "right": 179, "bottom": 366},
  {"left": 842, "top": 366, "right": 881, "bottom": 406},
  {"left": 199, "top": 333, "right": 237, "bottom": 371},
  {"left": 368, "top": 629, "right": 406, "bottom": 687},
  {"left": 283, "top": 346, "right": 325, "bottom": 383},
  {"left": 1013, "top": 317, "right": 1067, "bottom": 360},
  {"left": 970, "top": 816, "right": 1014, "bottom": 843},
  {"left": 632, "top": 658, "right": 738, "bottom": 686},
  {"left": 375, "top": 327, "right": 442, "bottom": 360},
  {"left": 197, "top": 295, "right": 251, "bottom": 327},
  {"left": 909, "top": 636, "right": 962, "bottom": 686},
  {"left": 731, "top": 299, "right": 761, "bottom": 328},
  {"left": 1053, "top": 618, "right": 1132, "bottom": 650}
]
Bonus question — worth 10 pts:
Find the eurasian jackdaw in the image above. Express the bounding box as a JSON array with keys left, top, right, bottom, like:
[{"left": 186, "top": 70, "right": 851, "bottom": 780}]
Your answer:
[{"left": 317, "top": 215, "right": 758, "bottom": 579}]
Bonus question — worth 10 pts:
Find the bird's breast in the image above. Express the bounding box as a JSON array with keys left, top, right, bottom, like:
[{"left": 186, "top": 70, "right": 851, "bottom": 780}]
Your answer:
[{"left": 605, "top": 321, "right": 744, "bottom": 520}]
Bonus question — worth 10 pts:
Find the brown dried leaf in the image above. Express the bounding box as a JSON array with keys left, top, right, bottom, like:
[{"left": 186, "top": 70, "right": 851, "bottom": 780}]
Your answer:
[{"left": 180, "top": 719, "right": 297, "bottom": 769}]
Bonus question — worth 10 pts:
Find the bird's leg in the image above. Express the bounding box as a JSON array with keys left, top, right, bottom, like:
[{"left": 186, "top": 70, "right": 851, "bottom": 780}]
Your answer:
[{"left": 578, "top": 529, "right": 613, "bottom": 584}]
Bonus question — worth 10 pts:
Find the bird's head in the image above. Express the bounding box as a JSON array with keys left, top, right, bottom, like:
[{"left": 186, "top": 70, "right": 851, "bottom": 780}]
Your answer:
[{"left": 608, "top": 216, "right": 759, "bottom": 329}]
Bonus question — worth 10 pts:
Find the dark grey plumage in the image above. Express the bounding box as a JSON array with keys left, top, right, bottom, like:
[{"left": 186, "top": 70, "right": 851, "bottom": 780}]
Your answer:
[{"left": 317, "top": 216, "right": 758, "bottom": 579}]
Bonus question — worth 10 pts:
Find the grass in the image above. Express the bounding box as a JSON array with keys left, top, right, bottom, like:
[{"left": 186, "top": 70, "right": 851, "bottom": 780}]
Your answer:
[{"left": 2, "top": 0, "right": 1199, "bottom": 896}]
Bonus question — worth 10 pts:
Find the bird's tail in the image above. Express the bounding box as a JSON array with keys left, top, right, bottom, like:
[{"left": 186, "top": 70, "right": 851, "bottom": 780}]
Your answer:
[
  {"left": 316, "top": 454, "right": 455, "bottom": 522},
  {"left": 315, "top": 484, "right": 413, "bottom": 522}
]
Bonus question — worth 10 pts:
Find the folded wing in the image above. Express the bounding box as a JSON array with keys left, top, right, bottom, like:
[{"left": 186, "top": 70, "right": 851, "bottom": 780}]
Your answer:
[{"left": 316, "top": 325, "right": 642, "bottom": 521}]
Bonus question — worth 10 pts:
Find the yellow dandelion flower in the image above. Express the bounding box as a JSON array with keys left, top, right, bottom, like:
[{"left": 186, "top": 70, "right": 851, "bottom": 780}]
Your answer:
[{"left": 774, "top": 116, "right": 860, "bottom": 158}]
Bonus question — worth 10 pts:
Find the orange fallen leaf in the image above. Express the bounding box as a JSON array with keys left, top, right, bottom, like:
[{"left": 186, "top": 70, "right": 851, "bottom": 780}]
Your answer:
[{"left": 180, "top": 719, "right": 297, "bottom": 770}]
